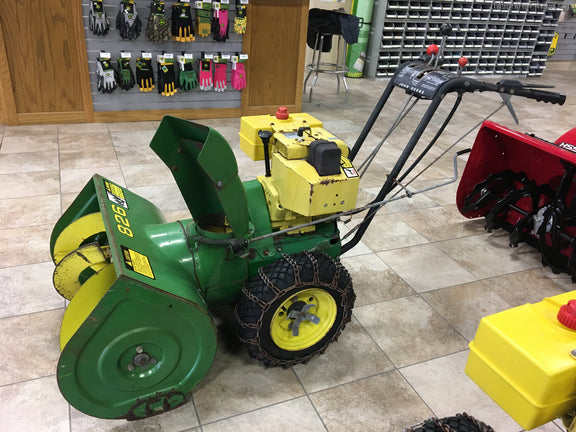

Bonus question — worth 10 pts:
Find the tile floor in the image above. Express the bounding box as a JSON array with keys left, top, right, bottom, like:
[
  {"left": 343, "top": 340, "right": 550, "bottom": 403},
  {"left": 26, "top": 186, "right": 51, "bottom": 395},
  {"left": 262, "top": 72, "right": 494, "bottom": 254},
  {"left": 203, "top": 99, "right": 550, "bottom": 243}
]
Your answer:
[{"left": 1, "top": 68, "right": 575, "bottom": 432}]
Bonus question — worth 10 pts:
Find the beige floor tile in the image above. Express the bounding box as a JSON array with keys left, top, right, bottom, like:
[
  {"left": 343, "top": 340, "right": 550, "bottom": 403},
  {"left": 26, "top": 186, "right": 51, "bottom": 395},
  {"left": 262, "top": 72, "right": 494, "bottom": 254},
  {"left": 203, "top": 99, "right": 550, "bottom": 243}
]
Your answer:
[
  {"left": 0, "top": 171, "right": 60, "bottom": 199},
  {"left": 0, "top": 194, "right": 61, "bottom": 229},
  {"left": 378, "top": 243, "right": 477, "bottom": 293},
  {"left": 121, "top": 163, "right": 174, "bottom": 188},
  {"left": 293, "top": 319, "right": 394, "bottom": 393},
  {"left": 60, "top": 166, "right": 125, "bottom": 194},
  {"left": 361, "top": 213, "right": 429, "bottom": 253},
  {"left": 341, "top": 253, "right": 415, "bottom": 306},
  {"left": 0, "top": 134, "right": 59, "bottom": 153},
  {"left": 338, "top": 222, "right": 373, "bottom": 257},
  {"left": 70, "top": 403, "right": 199, "bottom": 432},
  {"left": 202, "top": 397, "right": 326, "bottom": 432},
  {"left": 58, "top": 132, "right": 114, "bottom": 153},
  {"left": 0, "top": 262, "right": 64, "bottom": 319},
  {"left": 484, "top": 269, "right": 568, "bottom": 307},
  {"left": 130, "top": 184, "right": 188, "bottom": 213},
  {"left": 0, "top": 376, "right": 69, "bottom": 432},
  {"left": 354, "top": 296, "right": 468, "bottom": 367},
  {"left": 400, "top": 351, "right": 532, "bottom": 432},
  {"left": 192, "top": 343, "right": 305, "bottom": 424},
  {"left": 105, "top": 121, "right": 160, "bottom": 132},
  {"left": 0, "top": 224, "right": 53, "bottom": 268},
  {"left": 397, "top": 204, "right": 485, "bottom": 242},
  {"left": 58, "top": 122, "right": 109, "bottom": 135},
  {"left": 435, "top": 232, "right": 542, "bottom": 279},
  {"left": 0, "top": 309, "right": 64, "bottom": 386},
  {"left": 4, "top": 124, "right": 59, "bottom": 137},
  {"left": 0, "top": 150, "right": 59, "bottom": 173},
  {"left": 310, "top": 370, "right": 433, "bottom": 432},
  {"left": 59, "top": 149, "right": 120, "bottom": 170},
  {"left": 421, "top": 281, "right": 511, "bottom": 341}
]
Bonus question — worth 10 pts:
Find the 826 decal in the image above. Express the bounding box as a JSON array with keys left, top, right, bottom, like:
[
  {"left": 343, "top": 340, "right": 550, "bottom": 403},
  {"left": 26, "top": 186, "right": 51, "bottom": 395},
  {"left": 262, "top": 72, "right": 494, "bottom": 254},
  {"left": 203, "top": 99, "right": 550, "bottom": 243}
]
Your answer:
[{"left": 111, "top": 204, "right": 134, "bottom": 238}]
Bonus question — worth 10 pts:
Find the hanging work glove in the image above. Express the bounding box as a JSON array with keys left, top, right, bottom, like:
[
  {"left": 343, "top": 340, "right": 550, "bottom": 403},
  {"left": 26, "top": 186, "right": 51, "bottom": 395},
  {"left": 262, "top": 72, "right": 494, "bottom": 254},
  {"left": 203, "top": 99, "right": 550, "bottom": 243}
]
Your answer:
[
  {"left": 116, "top": 0, "right": 142, "bottom": 40},
  {"left": 117, "top": 57, "right": 135, "bottom": 90},
  {"left": 199, "top": 59, "right": 213, "bottom": 91},
  {"left": 96, "top": 58, "right": 118, "bottom": 93},
  {"left": 157, "top": 57, "right": 177, "bottom": 97},
  {"left": 146, "top": 1, "right": 170, "bottom": 42},
  {"left": 231, "top": 61, "right": 246, "bottom": 90},
  {"left": 234, "top": 4, "right": 247, "bottom": 34},
  {"left": 171, "top": 3, "right": 195, "bottom": 42},
  {"left": 196, "top": 8, "right": 212, "bottom": 37},
  {"left": 212, "top": 8, "right": 229, "bottom": 42},
  {"left": 135, "top": 57, "right": 155, "bottom": 92},
  {"left": 89, "top": 0, "right": 110, "bottom": 36},
  {"left": 178, "top": 58, "right": 198, "bottom": 91},
  {"left": 214, "top": 63, "right": 227, "bottom": 92}
]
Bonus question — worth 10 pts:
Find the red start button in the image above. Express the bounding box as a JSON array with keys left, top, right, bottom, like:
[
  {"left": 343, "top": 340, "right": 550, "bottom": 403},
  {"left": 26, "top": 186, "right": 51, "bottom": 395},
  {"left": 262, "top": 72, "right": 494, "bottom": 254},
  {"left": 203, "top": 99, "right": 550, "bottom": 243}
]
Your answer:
[
  {"left": 558, "top": 299, "right": 576, "bottom": 330},
  {"left": 276, "top": 107, "right": 289, "bottom": 120}
]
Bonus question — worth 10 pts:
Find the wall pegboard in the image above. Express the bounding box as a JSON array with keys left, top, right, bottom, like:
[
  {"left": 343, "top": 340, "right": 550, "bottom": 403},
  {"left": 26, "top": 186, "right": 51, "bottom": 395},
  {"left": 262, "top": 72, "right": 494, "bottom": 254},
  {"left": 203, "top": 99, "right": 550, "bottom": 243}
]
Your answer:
[
  {"left": 82, "top": 1, "right": 245, "bottom": 112},
  {"left": 365, "top": 0, "right": 564, "bottom": 78}
]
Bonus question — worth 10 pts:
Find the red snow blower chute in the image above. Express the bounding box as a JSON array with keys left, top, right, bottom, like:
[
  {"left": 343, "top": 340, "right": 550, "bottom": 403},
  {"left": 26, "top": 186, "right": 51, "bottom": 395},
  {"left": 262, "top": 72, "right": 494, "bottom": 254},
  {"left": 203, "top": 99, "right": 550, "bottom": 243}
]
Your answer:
[{"left": 457, "top": 124, "right": 576, "bottom": 279}]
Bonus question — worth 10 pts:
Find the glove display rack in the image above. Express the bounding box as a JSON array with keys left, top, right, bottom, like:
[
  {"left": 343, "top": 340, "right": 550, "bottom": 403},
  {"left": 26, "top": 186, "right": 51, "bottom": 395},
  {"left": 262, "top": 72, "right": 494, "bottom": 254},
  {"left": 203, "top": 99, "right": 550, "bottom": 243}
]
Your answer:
[
  {"left": 83, "top": 1, "right": 245, "bottom": 113},
  {"left": 364, "top": 0, "right": 564, "bottom": 78}
]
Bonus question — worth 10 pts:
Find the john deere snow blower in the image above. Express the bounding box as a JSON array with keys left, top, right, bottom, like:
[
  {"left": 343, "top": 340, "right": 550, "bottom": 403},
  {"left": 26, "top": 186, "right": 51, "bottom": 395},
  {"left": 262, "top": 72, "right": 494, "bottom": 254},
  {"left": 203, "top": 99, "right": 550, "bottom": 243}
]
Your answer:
[{"left": 51, "top": 23, "right": 568, "bottom": 420}]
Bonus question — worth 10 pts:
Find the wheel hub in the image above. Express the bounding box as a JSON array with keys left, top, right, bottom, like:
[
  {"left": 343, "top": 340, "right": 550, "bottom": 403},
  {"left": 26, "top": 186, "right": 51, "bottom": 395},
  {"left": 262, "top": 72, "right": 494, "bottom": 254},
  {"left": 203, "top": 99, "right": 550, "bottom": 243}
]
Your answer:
[{"left": 287, "top": 302, "right": 320, "bottom": 336}]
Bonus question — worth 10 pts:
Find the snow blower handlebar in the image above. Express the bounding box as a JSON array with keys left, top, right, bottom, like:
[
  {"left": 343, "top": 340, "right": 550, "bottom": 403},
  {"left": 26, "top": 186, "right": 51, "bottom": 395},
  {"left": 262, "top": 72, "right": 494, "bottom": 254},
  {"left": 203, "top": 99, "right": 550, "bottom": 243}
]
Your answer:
[{"left": 343, "top": 57, "right": 566, "bottom": 254}]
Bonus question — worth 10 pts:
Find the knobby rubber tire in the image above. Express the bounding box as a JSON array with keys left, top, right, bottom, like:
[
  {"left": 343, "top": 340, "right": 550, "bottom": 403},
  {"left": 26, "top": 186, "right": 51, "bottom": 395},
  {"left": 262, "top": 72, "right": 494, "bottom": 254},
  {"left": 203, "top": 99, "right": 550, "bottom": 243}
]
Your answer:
[
  {"left": 235, "top": 251, "right": 355, "bottom": 368},
  {"left": 406, "top": 413, "right": 495, "bottom": 432}
]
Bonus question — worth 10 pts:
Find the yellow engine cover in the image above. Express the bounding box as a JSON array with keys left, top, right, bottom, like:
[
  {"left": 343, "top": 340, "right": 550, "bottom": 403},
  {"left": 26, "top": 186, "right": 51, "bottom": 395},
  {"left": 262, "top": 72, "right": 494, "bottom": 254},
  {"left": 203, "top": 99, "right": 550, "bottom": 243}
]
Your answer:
[
  {"left": 466, "top": 291, "right": 576, "bottom": 430},
  {"left": 239, "top": 111, "right": 323, "bottom": 161},
  {"left": 262, "top": 152, "right": 359, "bottom": 217}
]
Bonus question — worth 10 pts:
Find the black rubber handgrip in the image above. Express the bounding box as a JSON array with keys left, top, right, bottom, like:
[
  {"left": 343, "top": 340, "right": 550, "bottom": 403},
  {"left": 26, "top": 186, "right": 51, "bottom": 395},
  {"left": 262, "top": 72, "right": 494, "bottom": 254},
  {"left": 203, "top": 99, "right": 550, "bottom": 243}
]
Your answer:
[{"left": 501, "top": 87, "right": 566, "bottom": 105}]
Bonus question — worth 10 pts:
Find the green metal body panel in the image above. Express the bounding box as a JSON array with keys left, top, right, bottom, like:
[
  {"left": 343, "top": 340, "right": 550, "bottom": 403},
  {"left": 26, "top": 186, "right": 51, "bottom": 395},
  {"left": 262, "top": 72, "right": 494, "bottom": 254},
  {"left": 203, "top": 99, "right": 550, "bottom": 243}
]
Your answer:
[
  {"left": 150, "top": 116, "right": 250, "bottom": 239},
  {"left": 58, "top": 265, "right": 216, "bottom": 420},
  {"left": 52, "top": 116, "right": 343, "bottom": 419}
]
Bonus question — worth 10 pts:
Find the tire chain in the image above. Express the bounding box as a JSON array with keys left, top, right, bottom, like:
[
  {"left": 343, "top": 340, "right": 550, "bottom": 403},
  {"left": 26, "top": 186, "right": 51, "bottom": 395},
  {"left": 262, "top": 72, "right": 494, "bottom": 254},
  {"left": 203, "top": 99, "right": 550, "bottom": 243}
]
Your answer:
[
  {"left": 405, "top": 413, "right": 495, "bottom": 432},
  {"left": 235, "top": 251, "right": 354, "bottom": 368}
]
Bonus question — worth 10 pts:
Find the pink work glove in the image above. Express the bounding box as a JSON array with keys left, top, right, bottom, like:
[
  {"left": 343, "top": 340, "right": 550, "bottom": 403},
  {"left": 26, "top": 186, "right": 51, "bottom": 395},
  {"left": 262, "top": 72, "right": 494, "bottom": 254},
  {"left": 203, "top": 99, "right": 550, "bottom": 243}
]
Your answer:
[
  {"left": 214, "top": 63, "right": 227, "bottom": 92},
  {"left": 199, "top": 59, "right": 213, "bottom": 91},
  {"left": 231, "top": 62, "right": 246, "bottom": 90}
]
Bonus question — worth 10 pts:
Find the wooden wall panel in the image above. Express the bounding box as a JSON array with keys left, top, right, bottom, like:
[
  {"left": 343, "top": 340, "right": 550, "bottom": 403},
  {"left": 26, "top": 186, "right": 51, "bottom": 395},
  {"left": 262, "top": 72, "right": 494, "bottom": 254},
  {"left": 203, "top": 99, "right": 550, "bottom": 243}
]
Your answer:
[
  {"left": 0, "top": 0, "right": 91, "bottom": 122},
  {"left": 242, "top": 0, "right": 308, "bottom": 114}
]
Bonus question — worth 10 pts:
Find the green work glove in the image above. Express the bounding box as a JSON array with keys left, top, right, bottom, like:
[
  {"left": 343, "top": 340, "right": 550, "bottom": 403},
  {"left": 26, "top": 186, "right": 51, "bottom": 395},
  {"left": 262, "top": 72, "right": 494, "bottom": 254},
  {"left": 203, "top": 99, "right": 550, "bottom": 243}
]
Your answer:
[
  {"left": 117, "top": 57, "right": 135, "bottom": 90},
  {"left": 146, "top": 1, "right": 170, "bottom": 42},
  {"left": 179, "top": 65, "right": 198, "bottom": 91}
]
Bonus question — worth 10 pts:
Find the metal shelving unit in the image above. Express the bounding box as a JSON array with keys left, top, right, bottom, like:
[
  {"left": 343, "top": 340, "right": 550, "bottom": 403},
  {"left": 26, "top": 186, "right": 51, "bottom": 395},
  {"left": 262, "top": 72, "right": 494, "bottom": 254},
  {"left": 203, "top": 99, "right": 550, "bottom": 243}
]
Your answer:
[{"left": 365, "top": 0, "right": 563, "bottom": 77}]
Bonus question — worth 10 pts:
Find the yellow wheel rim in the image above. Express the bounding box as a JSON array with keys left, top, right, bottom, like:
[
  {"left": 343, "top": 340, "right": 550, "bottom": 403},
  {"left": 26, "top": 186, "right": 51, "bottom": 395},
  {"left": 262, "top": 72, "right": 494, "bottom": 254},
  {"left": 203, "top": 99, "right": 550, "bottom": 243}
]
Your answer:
[{"left": 270, "top": 288, "right": 337, "bottom": 352}]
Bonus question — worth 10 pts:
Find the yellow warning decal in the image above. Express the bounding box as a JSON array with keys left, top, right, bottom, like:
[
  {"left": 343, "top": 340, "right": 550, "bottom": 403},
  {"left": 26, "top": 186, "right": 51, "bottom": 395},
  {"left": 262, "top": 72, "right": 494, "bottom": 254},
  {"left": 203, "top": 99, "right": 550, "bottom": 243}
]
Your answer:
[
  {"left": 121, "top": 246, "right": 155, "bottom": 279},
  {"left": 340, "top": 156, "right": 359, "bottom": 178},
  {"left": 104, "top": 180, "right": 128, "bottom": 209}
]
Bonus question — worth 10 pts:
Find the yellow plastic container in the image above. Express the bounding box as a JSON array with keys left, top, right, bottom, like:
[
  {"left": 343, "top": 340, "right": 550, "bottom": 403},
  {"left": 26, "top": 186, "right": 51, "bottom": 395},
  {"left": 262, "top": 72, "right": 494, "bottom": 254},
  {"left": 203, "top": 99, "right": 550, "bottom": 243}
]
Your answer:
[{"left": 466, "top": 291, "right": 576, "bottom": 430}]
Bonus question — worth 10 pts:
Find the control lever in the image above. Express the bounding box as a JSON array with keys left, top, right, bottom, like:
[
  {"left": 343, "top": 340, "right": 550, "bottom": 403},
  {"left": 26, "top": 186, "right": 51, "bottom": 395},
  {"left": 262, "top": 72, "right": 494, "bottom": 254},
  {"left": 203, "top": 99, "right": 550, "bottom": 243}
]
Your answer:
[
  {"left": 426, "top": 44, "right": 439, "bottom": 67},
  {"left": 258, "top": 130, "right": 273, "bottom": 177},
  {"left": 435, "top": 23, "right": 453, "bottom": 68},
  {"left": 457, "top": 56, "right": 468, "bottom": 77}
]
